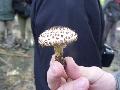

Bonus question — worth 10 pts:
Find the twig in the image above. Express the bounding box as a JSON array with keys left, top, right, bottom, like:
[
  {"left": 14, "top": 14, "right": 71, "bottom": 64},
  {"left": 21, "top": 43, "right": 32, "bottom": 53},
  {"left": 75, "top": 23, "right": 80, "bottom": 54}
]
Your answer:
[
  {"left": 0, "top": 57, "right": 12, "bottom": 68},
  {"left": 0, "top": 51, "right": 32, "bottom": 58}
]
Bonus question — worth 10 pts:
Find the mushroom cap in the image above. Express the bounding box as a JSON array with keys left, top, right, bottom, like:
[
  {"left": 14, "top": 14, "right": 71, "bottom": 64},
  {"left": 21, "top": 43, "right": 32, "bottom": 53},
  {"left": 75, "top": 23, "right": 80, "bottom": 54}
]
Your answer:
[{"left": 38, "top": 26, "right": 78, "bottom": 46}]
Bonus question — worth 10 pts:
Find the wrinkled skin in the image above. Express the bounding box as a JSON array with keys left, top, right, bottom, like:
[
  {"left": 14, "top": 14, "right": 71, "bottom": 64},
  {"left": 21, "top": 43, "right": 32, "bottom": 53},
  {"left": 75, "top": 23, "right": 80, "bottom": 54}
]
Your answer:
[{"left": 47, "top": 56, "right": 116, "bottom": 90}]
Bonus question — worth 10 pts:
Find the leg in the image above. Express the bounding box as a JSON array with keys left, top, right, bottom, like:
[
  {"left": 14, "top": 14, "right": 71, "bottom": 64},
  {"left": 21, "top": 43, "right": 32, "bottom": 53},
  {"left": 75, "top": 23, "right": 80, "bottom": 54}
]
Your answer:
[
  {"left": 103, "top": 19, "right": 114, "bottom": 43},
  {"left": 109, "top": 22, "right": 117, "bottom": 48},
  {"left": 25, "top": 18, "right": 34, "bottom": 47},
  {"left": 18, "top": 15, "right": 29, "bottom": 49},
  {"left": 3, "top": 20, "right": 15, "bottom": 48},
  {"left": 0, "top": 21, "right": 5, "bottom": 44},
  {"left": 18, "top": 15, "right": 26, "bottom": 40},
  {"left": 6, "top": 20, "right": 14, "bottom": 36},
  {"left": 25, "top": 18, "right": 32, "bottom": 40}
]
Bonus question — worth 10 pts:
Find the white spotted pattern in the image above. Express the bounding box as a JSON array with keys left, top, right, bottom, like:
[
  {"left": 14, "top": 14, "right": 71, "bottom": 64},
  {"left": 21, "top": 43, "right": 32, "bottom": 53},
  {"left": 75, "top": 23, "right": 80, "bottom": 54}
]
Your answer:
[{"left": 38, "top": 26, "right": 78, "bottom": 46}]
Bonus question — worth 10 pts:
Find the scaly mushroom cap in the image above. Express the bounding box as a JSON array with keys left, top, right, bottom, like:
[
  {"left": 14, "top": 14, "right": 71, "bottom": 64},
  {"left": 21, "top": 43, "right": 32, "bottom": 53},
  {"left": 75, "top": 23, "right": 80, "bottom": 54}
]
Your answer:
[{"left": 38, "top": 26, "right": 78, "bottom": 46}]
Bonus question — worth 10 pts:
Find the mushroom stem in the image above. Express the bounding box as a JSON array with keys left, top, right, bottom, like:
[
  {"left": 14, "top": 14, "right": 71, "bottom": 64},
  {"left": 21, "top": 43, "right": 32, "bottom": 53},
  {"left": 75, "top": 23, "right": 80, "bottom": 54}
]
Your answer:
[{"left": 54, "top": 45, "right": 65, "bottom": 65}]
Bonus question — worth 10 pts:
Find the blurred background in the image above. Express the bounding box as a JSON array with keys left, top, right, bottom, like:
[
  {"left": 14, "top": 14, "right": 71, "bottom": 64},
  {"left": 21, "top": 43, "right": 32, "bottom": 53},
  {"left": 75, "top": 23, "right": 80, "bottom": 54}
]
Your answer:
[{"left": 0, "top": 0, "right": 120, "bottom": 90}]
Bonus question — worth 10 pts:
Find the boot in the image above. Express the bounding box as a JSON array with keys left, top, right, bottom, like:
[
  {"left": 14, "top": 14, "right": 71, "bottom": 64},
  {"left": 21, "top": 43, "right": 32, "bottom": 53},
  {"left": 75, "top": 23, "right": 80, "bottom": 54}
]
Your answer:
[
  {"left": 2, "top": 30, "right": 15, "bottom": 49},
  {"left": 21, "top": 39, "right": 30, "bottom": 50}
]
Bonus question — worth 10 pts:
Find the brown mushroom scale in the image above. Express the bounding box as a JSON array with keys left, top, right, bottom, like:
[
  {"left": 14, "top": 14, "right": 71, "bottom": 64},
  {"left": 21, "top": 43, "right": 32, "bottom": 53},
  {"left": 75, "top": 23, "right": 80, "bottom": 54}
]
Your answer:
[{"left": 38, "top": 26, "right": 78, "bottom": 65}]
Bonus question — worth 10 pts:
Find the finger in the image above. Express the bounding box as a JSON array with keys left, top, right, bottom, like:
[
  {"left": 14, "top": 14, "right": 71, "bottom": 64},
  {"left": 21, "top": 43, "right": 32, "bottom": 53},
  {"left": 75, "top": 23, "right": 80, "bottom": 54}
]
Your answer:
[
  {"left": 58, "top": 77, "right": 89, "bottom": 90},
  {"left": 47, "top": 61, "right": 67, "bottom": 90},
  {"left": 65, "top": 57, "right": 82, "bottom": 79},
  {"left": 78, "top": 66, "right": 105, "bottom": 84},
  {"left": 65, "top": 57, "right": 105, "bottom": 84}
]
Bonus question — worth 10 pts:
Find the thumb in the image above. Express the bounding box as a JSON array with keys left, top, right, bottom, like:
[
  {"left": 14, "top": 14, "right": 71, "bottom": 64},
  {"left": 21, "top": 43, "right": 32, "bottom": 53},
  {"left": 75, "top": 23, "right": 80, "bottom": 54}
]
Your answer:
[
  {"left": 65, "top": 57, "right": 104, "bottom": 84},
  {"left": 58, "top": 77, "right": 89, "bottom": 90},
  {"left": 65, "top": 57, "right": 81, "bottom": 80}
]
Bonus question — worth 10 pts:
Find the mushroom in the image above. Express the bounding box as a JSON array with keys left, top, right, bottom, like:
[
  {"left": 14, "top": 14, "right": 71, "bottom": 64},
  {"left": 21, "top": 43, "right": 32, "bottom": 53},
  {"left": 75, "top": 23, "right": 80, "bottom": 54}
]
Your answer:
[{"left": 38, "top": 26, "right": 78, "bottom": 65}]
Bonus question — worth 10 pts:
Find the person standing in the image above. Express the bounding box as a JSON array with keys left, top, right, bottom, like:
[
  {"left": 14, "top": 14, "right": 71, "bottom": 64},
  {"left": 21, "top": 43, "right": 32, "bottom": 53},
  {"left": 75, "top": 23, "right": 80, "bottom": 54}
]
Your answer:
[
  {"left": 0, "top": 0, "right": 15, "bottom": 48},
  {"left": 13, "top": 0, "right": 32, "bottom": 49},
  {"left": 31, "top": 0, "right": 105, "bottom": 90},
  {"left": 103, "top": 0, "right": 120, "bottom": 48}
]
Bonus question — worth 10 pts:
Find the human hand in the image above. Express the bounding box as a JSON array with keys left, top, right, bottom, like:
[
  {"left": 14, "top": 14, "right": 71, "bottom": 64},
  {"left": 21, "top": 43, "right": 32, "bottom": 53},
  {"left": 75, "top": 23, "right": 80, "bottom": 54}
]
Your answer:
[
  {"left": 47, "top": 56, "right": 116, "bottom": 90},
  {"left": 47, "top": 55, "right": 89, "bottom": 90}
]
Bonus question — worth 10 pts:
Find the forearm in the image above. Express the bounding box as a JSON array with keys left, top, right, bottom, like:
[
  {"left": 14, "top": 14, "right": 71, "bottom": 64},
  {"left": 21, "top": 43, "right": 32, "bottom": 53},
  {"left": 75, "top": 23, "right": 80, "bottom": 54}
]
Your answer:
[{"left": 114, "top": 71, "right": 120, "bottom": 90}]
